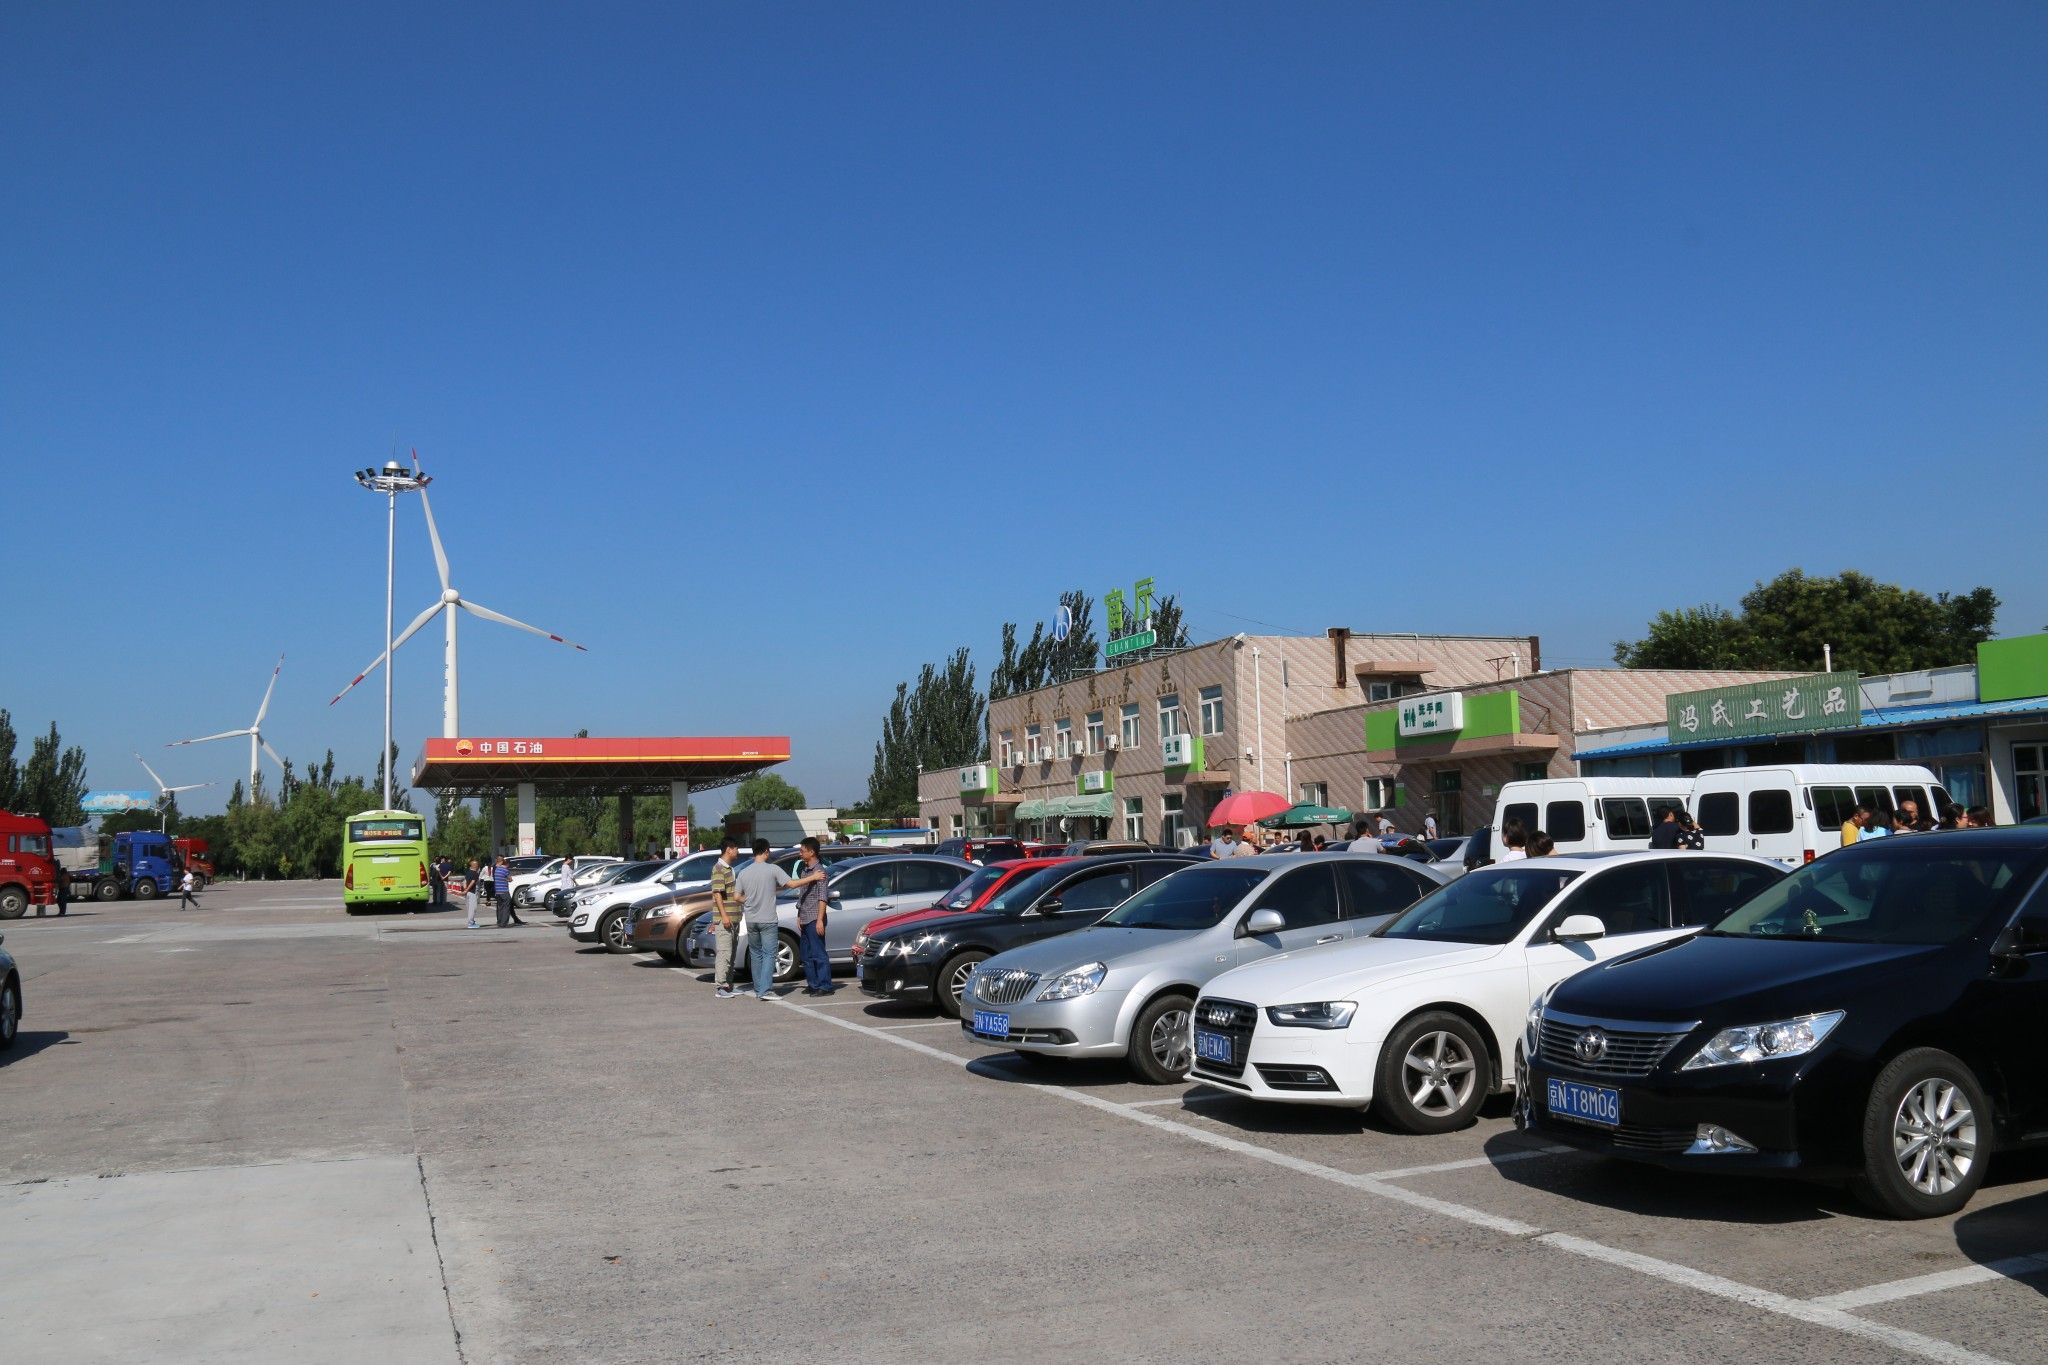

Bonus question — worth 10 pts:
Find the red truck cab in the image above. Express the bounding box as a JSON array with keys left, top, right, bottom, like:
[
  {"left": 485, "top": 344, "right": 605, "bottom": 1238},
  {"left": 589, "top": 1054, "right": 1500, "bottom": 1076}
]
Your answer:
[
  {"left": 0, "top": 811, "right": 58, "bottom": 919},
  {"left": 173, "top": 837, "right": 214, "bottom": 887}
]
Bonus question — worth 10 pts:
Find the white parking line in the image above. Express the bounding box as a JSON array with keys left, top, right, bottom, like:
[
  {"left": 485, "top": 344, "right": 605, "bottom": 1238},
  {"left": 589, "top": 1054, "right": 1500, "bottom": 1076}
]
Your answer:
[
  {"left": 1807, "top": 1253, "right": 2048, "bottom": 1310},
  {"left": 1362, "top": 1147, "right": 1572, "bottom": 1181},
  {"left": 754, "top": 990, "right": 2004, "bottom": 1365},
  {"left": 873, "top": 1020, "right": 960, "bottom": 1031}
]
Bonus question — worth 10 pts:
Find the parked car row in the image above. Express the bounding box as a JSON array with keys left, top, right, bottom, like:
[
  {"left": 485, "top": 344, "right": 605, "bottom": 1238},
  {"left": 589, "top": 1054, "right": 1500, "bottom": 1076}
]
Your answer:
[{"left": 563, "top": 825, "right": 2048, "bottom": 1219}]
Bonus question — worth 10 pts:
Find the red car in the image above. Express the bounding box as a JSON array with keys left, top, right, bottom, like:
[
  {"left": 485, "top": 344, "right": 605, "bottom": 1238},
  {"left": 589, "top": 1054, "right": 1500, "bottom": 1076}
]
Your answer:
[{"left": 851, "top": 857, "right": 1074, "bottom": 965}]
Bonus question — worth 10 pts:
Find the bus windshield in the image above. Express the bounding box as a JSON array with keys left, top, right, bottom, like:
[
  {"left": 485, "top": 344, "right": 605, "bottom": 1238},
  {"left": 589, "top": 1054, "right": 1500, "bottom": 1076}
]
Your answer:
[{"left": 349, "top": 818, "right": 424, "bottom": 843}]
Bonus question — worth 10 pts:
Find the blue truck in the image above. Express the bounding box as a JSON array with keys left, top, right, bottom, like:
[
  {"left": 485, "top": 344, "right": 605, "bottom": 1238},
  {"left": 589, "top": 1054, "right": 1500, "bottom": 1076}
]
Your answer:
[{"left": 55, "top": 829, "right": 184, "bottom": 901}]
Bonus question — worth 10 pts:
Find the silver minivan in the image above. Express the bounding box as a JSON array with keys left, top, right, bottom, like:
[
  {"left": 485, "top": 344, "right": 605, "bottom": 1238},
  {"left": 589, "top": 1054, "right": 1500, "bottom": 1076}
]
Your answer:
[
  {"left": 683, "top": 855, "right": 975, "bottom": 981},
  {"left": 959, "top": 854, "right": 1451, "bottom": 1082}
]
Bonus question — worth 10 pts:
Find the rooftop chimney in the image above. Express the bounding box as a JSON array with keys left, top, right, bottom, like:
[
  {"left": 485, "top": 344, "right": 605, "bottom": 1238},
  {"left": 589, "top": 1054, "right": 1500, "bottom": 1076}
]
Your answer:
[{"left": 1327, "top": 628, "right": 1351, "bottom": 688}]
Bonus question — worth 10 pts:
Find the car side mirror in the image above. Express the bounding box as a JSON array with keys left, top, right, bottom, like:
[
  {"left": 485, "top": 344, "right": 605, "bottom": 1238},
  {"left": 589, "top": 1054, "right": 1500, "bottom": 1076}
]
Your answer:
[
  {"left": 1036, "top": 897, "right": 1063, "bottom": 915},
  {"left": 1243, "top": 907, "right": 1286, "bottom": 936},
  {"left": 1551, "top": 914, "right": 1607, "bottom": 942},
  {"left": 1993, "top": 916, "right": 2048, "bottom": 956},
  {"left": 828, "top": 890, "right": 842, "bottom": 902}
]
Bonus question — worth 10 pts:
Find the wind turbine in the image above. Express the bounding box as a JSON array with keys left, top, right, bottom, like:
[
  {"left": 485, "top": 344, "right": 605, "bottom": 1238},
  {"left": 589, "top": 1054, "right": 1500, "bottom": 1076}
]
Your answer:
[
  {"left": 329, "top": 454, "right": 586, "bottom": 738},
  {"left": 137, "top": 754, "right": 215, "bottom": 830},
  {"left": 169, "top": 654, "right": 287, "bottom": 794}
]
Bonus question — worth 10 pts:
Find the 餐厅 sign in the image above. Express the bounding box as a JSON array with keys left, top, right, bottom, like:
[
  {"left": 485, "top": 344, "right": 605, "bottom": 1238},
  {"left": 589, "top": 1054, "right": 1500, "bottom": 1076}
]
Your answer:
[
  {"left": 1667, "top": 671, "right": 1861, "bottom": 743},
  {"left": 1398, "top": 693, "right": 1464, "bottom": 739},
  {"left": 1103, "top": 577, "right": 1159, "bottom": 661}
]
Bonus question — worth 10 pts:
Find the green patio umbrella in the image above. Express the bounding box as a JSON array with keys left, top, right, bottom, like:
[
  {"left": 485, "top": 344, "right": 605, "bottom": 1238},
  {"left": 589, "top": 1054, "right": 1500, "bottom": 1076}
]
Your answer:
[{"left": 1260, "top": 802, "right": 1354, "bottom": 829}]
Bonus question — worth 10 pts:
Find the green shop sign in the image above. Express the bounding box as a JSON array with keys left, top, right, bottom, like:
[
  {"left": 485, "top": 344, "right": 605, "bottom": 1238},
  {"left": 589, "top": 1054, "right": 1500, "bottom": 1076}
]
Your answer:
[
  {"left": 1078, "top": 769, "right": 1112, "bottom": 795},
  {"left": 1162, "top": 732, "right": 1205, "bottom": 770},
  {"left": 957, "top": 763, "right": 998, "bottom": 797},
  {"left": 1103, "top": 577, "right": 1159, "bottom": 661},
  {"left": 1367, "top": 692, "right": 1522, "bottom": 750},
  {"left": 1666, "top": 671, "right": 1860, "bottom": 743},
  {"left": 1978, "top": 633, "right": 2048, "bottom": 705}
]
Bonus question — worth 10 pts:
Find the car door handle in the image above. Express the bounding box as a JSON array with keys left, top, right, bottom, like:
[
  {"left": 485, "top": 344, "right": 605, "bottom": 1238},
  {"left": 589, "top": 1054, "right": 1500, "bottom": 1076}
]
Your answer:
[
  {"left": 1314, "top": 933, "right": 1343, "bottom": 944},
  {"left": 874, "top": 902, "right": 892, "bottom": 910}
]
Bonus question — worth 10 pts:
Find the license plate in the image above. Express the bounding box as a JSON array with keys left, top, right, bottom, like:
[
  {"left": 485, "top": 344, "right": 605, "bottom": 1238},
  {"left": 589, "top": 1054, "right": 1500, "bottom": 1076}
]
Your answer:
[
  {"left": 1546, "top": 1078, "right": 1621, "bottom": 1127},
  {"left": 1194, "top": 1028, "right": 1233, "bottom": 1064},
  {"left": 378, "top": 877, "right": 395, "bottom": 888},
  {"left": 971, "top": 1010, "right": 1009, "bottom": 1038},
  {"left": 854, "top": 961, "right": 863, "bottom": 982}
]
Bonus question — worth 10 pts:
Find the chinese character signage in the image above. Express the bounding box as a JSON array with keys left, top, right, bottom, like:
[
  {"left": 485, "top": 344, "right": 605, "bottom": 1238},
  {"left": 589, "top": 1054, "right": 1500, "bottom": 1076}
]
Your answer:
[
  {"left": 671, "top": 816, "right": 689, "bottom": 852},
  {"left": 1398, "top": 693, "right": 1465, "bottom": 739},
  {"left": 1161, "top": 733, "right": 1203, "bottom": 769},
  {"left": 958, "top": 764, "right": 996, "bottom": 796},
  {"left": 1078, "top": 769, "right": 1112, "bottom": 794},
  {"left": 1666, "top": 671, "right": 1861, "bottom": 743},
  {"left": 1103, "top": 577, "right": 1159, "bottom": 661}
]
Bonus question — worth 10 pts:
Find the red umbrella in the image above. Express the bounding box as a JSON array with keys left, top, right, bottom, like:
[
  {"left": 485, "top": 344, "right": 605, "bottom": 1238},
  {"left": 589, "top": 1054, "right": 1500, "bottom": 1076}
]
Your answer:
[{"left": 1207, "top": 790, "right": 1291, "bottom": 828}]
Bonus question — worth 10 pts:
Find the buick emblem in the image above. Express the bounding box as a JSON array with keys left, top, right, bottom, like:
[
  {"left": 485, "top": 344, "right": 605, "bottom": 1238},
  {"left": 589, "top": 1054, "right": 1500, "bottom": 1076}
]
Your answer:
[{"left": 1574, "top": 1028, "right": 1609, "bottom": 1064}]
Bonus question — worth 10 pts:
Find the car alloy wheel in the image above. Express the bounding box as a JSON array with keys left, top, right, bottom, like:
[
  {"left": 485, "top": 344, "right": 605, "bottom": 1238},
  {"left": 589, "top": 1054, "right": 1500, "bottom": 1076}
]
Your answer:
[
  {"left": 602, "top": 912, "right": 631, "bottom": 953},
  {"left": 1893, "top": 1078, "right": 1977, "bottom": 1198},
  {"left": 1403, "top": 1029, "right": 1478, "bottom": 1117},
  {"left": 775, "top": 934, "right": 798, "bottom": 982},
  {"left": 1128, "top": 993, "right": 1195, "bottom": 1084},
  {"left": 1149, "top": 1005, "right": 1192, "bottom": 1075}
]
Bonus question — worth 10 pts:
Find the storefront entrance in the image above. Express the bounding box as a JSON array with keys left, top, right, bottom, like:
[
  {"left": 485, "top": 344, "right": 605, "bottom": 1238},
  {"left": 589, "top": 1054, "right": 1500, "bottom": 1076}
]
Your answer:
[{"left": 2015, "top": 742, "right": 2048, "bottom": 822}]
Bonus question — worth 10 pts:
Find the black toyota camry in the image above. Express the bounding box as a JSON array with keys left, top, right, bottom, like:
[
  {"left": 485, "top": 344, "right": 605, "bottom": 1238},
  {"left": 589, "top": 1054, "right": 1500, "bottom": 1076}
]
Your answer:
[{"left": 1521, "top": 827, "right": 2048, "bottom": 1218}]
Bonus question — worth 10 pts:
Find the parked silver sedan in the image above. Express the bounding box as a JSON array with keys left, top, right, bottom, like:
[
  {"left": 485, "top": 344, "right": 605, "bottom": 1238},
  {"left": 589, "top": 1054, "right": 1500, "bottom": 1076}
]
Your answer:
[{"left": 960, "top": 853, "right": 1451, "bottom": 1082}]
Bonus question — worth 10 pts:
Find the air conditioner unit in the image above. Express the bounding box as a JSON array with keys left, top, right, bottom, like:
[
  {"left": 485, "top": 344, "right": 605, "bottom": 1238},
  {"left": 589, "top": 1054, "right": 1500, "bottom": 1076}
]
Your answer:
[{"left": 1106, "top": 736, "right": 1121, "bottom": 751}]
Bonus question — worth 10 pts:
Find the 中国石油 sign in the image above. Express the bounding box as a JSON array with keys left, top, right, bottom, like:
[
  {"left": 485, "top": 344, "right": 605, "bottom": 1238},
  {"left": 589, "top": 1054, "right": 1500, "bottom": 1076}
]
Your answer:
[{"left": 1666, "top": 671, "right": 1861, "bottom": 743}]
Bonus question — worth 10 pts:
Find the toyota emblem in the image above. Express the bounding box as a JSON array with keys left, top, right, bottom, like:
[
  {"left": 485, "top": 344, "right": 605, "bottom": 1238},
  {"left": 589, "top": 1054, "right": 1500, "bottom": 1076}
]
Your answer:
[{"left": 1574, "top": 1028, "right": 1609, "bottom": 1064}]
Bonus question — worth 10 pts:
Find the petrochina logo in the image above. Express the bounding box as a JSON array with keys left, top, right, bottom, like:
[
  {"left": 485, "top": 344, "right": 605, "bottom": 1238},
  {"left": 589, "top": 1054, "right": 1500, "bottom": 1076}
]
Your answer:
[
  {"left": 455, "top": 740, "right": 474, "bottom": 755},
  {"left": 1575, "top": 1029, "right": 1609, "bottom": 1064}
]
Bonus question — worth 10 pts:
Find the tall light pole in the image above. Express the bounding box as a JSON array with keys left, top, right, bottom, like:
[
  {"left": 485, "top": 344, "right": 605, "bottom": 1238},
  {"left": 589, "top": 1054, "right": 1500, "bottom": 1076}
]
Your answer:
[{"left": 354, "top": 459, "right": 428, "bottom": 810}]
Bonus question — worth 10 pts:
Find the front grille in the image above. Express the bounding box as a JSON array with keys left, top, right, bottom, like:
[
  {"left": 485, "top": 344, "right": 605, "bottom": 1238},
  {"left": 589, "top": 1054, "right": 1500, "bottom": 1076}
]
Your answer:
[
  {"left": 1253, "top": 1064, "right": 1336, "bottom": 1092},
  {"left": 1612, "top": 1123, "right": 1693, "bottom": 1153},
  {"left": 1192, "top": 997, "right": 1257, "bottom": 1078},
  {"left": 1537, "top": 1011, "right": 1694, "bottom": 1079},
  {"left": 961, "top": 1021, "right": 1075, "bottom": 1045},
  {"left": 973, "top": 969, "right": 1041, "bottom": 1006}
]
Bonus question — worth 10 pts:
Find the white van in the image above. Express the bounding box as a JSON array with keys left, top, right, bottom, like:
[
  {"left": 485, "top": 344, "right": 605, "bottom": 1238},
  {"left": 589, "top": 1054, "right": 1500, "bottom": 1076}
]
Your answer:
[
  {"left": 1689, "top": 764, "right": 1952, "bottom": 866},
  {"left": 1491, "top": 778, "right": 1693, "bottom": 854}
]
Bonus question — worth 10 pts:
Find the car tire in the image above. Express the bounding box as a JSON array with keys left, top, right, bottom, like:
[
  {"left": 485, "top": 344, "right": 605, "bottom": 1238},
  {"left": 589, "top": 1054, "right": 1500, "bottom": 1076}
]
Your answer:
[
  {"left": 95, "top": 879, "right": 121, "bottom": 902},
  {"left": 1128, "top": 993, "right": 1195, "bottom": 1085},
  {"left": 1376, "top": 1011, "right": 1488, "bottom": 1134},
  {"left": 0, "top": 975, "right": 17, "bottom": 1050},
  {"left": 935, "top": 950, "right": 989, "bottom": 1018},
  {"left": 513, "top": 887, "right": 531, "bottom": 908},
  {"left": 656, "top": 948, "right": 681, "bottom": 964},
  {"left": 600, "top": 911, "right": 635, "bottom": 954},
  {"left": 1852, "top": 1048, "right": 1989, "bottom": 1219},
  {"left": 0, "top": 887, "right": 26, "bottom": 920},
  {"left": 773, "top": 931, "right": 801, "bottom": 983}
]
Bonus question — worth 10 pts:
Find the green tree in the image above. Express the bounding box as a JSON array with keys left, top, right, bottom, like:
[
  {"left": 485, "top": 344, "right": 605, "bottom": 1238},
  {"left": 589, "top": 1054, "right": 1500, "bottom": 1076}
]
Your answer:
[
  {"left": 1151, "top": 593, "right": 1192, "bottom": 650},
  {"left": 19, "top": 722, "right": 88, "bottom": 826},
  {"left": 1614, "top": 570, "right": 2000, "bottom": 674},
  {"left": 864, "top": 647, "right": 985, "bottom": 811},
  {"left": 730, "top": 773, "right": 807, "bottom": 815},
  {"left": 0, "top": 709, "right": 18, "bottom": 810}
]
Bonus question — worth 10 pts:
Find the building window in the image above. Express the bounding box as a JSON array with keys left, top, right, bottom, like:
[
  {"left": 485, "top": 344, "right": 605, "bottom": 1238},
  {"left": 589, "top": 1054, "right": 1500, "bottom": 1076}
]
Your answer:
[
  {"left": 1367, "top": 681, "right": 1419, "bottom": 703},
  {"left": 1432, "top": 770, "right": 1464, "bottom": 837},
  {"left": 1158, "top": 693, "right": 1183, "bottom": 742},
  {"left": 2016, "top": 744, "right": 2047, "bottom": 823},
  {"left": 1122, "top": 796, "right": 1144, "bottom": 841},
  {"left": 1054, "top": 717, "right": 1073, "bottom": 759},
  {"left": 1120, "top": 703, "right": 1140, "bottom": 749},
  {"left": 999, "top": 731, "right": 1014, "bottom": 766},
  {"left": 1363, "top": 777, "right": 1395, "bottom": 811},
  {"left": 1085, "top": 711, "right": 1104, "bottom": 754},
  {"left": 950, "top": 814, "right": 964, "bottom": 836},
  {"left": 1517, "top": 762, "right": 1548, "bottom": 782},
  {"left": 1025, "top": 724, "right": 1042, "bottom": 763},
  {"left": 1199, "top": 685, "right": 1225, "bottom": 736},
  {"left": 1161, "top": 793, "right": 1187, "bottom": 848},
  {"left": 1300, "top": 782, "right": 1328, "bottom": 806}
]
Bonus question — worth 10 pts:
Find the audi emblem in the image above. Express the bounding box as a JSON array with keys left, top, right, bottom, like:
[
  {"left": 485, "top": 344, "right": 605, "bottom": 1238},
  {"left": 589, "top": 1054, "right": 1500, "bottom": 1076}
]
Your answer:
[{"left": 1574, "top": 1028, "right": 1609, "bottom": 1064}]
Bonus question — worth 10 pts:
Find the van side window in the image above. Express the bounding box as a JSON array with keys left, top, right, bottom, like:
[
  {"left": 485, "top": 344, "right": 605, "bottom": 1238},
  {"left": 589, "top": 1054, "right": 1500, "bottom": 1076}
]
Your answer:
[
  {"left": 1810, "top": 786, "right": 1856, "bottom": 827},
  {"left": 1698, "top": 792, "right": 1740, "bottom": 836},
  {"left": 1648, "top": 797, "right": 1688, "bottom": 826},
  {"left": 1602, "top": 798, "right": 1651, "bottom": 840},
  {"left": 1502, "top": 803, "right": 1537, "bottom": 836},
  {"left": 1749, "top": 789, "right": 1795, "bottom": 834},
  {"left": 1855, "top": 786, "right": 1896, "bottom": 821},
  {"left": 1892, "top": 786, "right": 1929, "bottom": 817},
  {"left": 1545, "top": 802, "right": 1587, "bottom": 843}
]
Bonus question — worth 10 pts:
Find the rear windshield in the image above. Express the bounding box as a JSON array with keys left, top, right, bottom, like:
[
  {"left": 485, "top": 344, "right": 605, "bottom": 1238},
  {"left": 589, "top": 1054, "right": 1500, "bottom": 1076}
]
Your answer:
[
  {"left": 1707, "top": 842, "right": 2038, "bottom": 945},
  {"left": 1376, "top": 865, "right": 1582, "bottom": 945},
  {"left": 1098, "top": 866, "right": 1266, "bottom": 931},
  {"left": 349, "top": 819, "right": 423, "bottom": 843},
  {"left": 944, "top": 865, "right": 1008, "bottom": 910}
]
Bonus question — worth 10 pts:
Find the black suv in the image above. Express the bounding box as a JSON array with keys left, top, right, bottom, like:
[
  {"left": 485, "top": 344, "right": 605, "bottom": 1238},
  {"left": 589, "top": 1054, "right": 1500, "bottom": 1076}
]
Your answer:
[
  {"left": 1522, "top": 828, "right": 2048, "bottom": 1218},
  {"left": 859, "top": 853, "right": 1202, "bottom": 1016}
]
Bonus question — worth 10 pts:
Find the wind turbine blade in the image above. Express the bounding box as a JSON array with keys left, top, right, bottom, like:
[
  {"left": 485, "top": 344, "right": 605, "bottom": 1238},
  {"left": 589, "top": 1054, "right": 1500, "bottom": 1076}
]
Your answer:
[
  {"left": 261, "top": 740, "right": 288, "bottom": 773},
  {"left": 457, "top": 598, "right": 589, "bottom": 651},
  {"left": 168, "top": 729, "right": 252, "bottom": 747},
  {"left": 327, "top": 602, "right": 443, "bottom": 705},
  {"left": 136, "top": 753, "right": 170, "bottom": 791},
  {"left": 167, "top": 782, "right": 216, "bottom": 794},
  {"left": 415, "top": 454, "right": 452, "bottom": 591},
  {"left": 254, "top": 653, "right": 285, "bottom": 726}
]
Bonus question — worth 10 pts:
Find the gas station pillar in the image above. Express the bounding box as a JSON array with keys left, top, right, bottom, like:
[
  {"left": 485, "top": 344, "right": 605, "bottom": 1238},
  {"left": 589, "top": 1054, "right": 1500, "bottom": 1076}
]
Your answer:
[
  {"left": 516, "top": 782, "right": 537, "bottom": 856},
  {"left": 672, "top": 780, "right": 692, "bottom": 854},
  {"left": 489, "top": 795, "right": 506, "bottom": 858}
]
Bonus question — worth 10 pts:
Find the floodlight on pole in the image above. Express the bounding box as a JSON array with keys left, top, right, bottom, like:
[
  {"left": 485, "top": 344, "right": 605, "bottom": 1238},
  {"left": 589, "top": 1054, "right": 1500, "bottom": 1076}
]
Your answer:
[{"left": 354, "top": 459, "right": 427, "bottom": 810}]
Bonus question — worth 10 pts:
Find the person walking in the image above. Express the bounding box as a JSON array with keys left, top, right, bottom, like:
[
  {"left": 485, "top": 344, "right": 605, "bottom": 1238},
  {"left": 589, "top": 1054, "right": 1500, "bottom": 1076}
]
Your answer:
[
  {"left": 555, "top": 857, "right": 576, "bottom": 913},
  {"left": 791, "top": 837, "right": 834, "bottom": 995},
  {"left": 53, "top": 866, "right": 70, "bottom": 918},
  {"left": 736, "top": 839, "right": 795, "bottom": 999},
  {"left": 493, "top": 857, "right": 526, "bottom": 927},
  {"left": 710, "top": 837, "right": 745, "bottom": 999},
  {"left": 1422, "top": 813, "right": 1439, "bottom": 841},
  {"left": 178, "top": 867, "right": 198, "bottom": 910},
  {"left": 465, "top": 865, "right": 481, "bottom": 929}
]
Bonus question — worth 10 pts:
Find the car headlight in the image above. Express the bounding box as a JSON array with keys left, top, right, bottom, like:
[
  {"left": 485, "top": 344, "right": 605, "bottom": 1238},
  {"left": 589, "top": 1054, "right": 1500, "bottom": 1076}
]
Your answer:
[
  {"left": 1036, "top": 963, "right": 1107, "bottom": 1001},
  {"left": 1680, "top": 1011, "right": 1844, "bottom": 1071},
  {"left": 1265, "top": 1001, "right": 1356, "bottom": 1029},
  {"left": 900, "top": 933, "right": 946, "bottom": 959},
  {"left": 1526, "top": 983, "right": 1560, "bottom": 1058}
]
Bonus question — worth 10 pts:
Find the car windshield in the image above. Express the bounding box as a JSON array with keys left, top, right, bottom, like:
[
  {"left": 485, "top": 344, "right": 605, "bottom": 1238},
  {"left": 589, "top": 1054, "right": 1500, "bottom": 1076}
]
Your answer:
[
  {"left": 610, "top": 862, "right": 662, "bottom": 884},
  {"left": 943, "top": 865, "right": 1008, "bottom": 910},
  {"left": 1098, "top": 866, "right": 1267, "bottom": 931},
  {"left": 982, "top": 864, "right": 1071, "bottom": 916},
  {"left": 1706, "top": 842, "right": 2037, "bottom": 945},
  {"left": 1377, "top": 866, "right": 1582, "bottom": 944}
]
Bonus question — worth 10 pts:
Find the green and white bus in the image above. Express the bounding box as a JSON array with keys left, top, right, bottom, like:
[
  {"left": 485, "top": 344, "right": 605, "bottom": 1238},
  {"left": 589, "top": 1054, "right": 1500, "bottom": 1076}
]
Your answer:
[{"left": 342, "top": 809, "right": 430, "bottom": 913}]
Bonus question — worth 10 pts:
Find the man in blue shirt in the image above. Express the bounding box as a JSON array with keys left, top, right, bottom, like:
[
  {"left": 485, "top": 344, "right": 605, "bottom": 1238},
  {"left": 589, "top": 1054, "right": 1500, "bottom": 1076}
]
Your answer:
[{"left": 493, "top": 858, "right": 526, "bottom": 927}]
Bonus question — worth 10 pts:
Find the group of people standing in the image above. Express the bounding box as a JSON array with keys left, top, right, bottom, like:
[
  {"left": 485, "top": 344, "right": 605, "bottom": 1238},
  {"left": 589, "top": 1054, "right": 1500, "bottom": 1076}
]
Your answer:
[
  {"left": 706, "top": 836, "right": 832, "bottom": 1000},
  {"left": 1840, "top": 800, "right": 1995, "bottom": 843}
]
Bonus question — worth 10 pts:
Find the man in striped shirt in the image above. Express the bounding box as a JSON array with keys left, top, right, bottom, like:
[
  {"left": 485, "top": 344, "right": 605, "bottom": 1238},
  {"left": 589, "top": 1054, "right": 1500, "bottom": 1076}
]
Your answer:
[{"left": 493, "top": 858, "right": 526, "bottom": 927}]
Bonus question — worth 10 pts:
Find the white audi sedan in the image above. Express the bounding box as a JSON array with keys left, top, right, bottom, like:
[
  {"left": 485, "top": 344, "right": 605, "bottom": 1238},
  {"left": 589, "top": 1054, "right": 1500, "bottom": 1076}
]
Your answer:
[{"left": 1188, "top": 851, "right": 1785, "bottom": 1132}]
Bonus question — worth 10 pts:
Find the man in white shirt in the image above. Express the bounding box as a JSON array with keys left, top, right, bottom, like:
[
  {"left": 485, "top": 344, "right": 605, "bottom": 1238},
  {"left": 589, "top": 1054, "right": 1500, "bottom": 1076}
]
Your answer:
[{"left": 1210, "top": 829, "right": 1240, "bottom": 860}]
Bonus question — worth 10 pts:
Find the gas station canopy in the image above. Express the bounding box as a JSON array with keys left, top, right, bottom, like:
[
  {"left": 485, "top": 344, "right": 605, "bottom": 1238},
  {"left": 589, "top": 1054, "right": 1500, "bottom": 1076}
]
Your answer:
[{"left": 412, "top": 735, "right": 790, "bottom": 799}]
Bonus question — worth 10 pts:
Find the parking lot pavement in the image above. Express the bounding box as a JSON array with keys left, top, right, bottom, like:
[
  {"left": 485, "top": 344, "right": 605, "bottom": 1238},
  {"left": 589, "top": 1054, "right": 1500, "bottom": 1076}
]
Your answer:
[{"left": 6, "top": 881, "right": 2048, "bottom": 1363}]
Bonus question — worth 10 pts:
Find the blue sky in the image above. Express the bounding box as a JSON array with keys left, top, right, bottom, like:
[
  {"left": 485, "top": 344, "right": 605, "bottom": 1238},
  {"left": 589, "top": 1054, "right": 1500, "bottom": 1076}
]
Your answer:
[{"left": 3, "top": 3, "right": 2044, "bottom": 817}]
